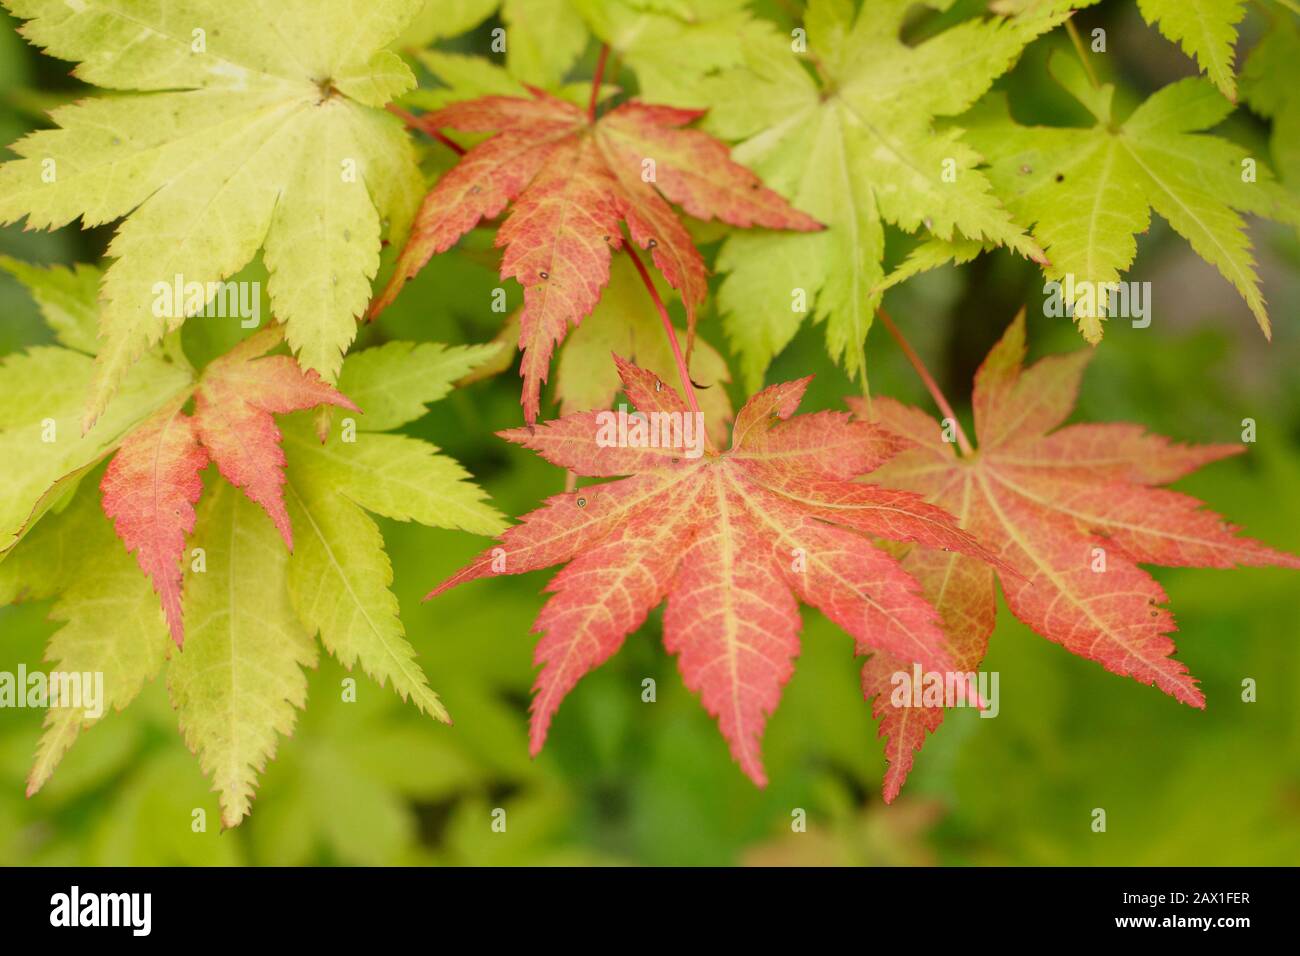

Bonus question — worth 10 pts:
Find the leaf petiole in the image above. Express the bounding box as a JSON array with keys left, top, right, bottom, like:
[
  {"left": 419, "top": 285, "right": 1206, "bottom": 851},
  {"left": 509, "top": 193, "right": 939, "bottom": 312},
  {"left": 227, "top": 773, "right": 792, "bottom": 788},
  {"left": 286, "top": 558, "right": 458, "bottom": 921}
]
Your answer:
[
  {"left": 386, "top": 104, "right": 466, "bottom": 156},
  {"left": 625, "top": 245, "right": 707, "bottom": 432},
  {"left": 875, "top": 307, "right": 973, "bottom": 456},
  {"left": 1064, "top": 17, "right": 1100, "bottom": 90},
  {"left": 588, "top": 44, "right": 611, "bottom": 122}
]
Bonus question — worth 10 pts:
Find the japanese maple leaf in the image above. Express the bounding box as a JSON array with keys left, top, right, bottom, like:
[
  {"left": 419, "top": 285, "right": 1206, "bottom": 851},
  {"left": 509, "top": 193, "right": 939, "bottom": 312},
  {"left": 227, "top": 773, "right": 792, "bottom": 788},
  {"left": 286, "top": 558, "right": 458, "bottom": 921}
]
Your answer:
[
  {"left": 1001, "top": 0, "right": 1246, "bottom": 100},
  {"left": 964, "top": 55, "right": 1298, "bottom": 342},
  {"left": 852, "top": 312, "right": 1300, "bottom": 801},
  {"left": 369, "top": 87, "right": 821, "bottom": 421},
  {"left": 699, "top": 0, "right": 1060, "bottom": 389},
  {"left": 101, "top": 328, "right": 356, "bottom": 645},
  {"left": 0, "top": 0, "right": 426, "bottom": 427},
  {"left": 428, "top": 357, "right": 1003, "bottom": 785}
]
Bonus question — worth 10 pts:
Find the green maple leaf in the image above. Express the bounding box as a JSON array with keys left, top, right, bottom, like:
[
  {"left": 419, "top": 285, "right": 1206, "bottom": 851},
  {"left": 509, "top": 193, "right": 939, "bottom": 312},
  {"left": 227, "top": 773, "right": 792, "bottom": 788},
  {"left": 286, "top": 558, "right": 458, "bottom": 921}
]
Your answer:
[
  {"left": 997, "top": 0, "right": 1246, "bottom": 101},
  {"left": 399, "top": 0, "right": 504, "bottom": 48},
  {"left": 964, "top": 53, "right": 1299, "bottom": 341},
  {"left": 0, "top": 254, "right": 100, "bottom": 353},
  {"left": 1242, "top": 16, "right": 1300, "bottom": 188},
  {"left": 404, "top": 49, "right": 601, "bottom": 114},
  {"left": 405, "top": 0, "right": 754, "bottom": 105},
  {"left": 700, "top": 0, "right": 1060, "bottom": 390},
  {"left": 0, "top": 486, "right": 172, "bottom": 799},
  {"left": 168, "top": 482, "right": 319, "bottom": 827},
  {"left": 402, "top": 0, "right": 588, "bottom": 90},
  {"left": 572, "top": 0, "right": 764, "bottom": 106},
  {"left": 0, "top": 0, "right": 427, "bottom": 427},
  {"left": 0, "top": 263, "right": 505, "bottom": 826},
  {"left": 1136, "top": 0, "right": 1246, "bottom": 101},
  {"left": 406, "top": 0, "right": 757, "bottom": 111},
  {"left": 0, "top": 259, "right": 193, "bottom": 555}
]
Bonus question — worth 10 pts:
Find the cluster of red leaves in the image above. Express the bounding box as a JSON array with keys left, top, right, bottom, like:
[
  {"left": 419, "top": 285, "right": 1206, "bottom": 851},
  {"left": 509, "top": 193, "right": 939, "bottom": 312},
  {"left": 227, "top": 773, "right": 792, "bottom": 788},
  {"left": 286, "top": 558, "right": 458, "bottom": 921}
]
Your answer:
[
  {"left": 370, "top": 88, "right": 820, "bottom": 421},
  {"left": 430, "top": 320, "right": 1298, "bottom": 795},
  {"left": 429, "top": 356, "right": 1005, "bottom": 783},
  {"left": 101, "top": 328, "right": 355, "bottom": 645}
]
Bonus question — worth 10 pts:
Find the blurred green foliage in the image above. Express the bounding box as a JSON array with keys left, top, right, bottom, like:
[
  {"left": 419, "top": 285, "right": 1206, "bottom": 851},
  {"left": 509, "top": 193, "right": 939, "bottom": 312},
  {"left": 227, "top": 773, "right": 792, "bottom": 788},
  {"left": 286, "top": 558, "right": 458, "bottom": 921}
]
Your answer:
[{"left": 1, "top": 0, "right": 1298, "bottom": 865}]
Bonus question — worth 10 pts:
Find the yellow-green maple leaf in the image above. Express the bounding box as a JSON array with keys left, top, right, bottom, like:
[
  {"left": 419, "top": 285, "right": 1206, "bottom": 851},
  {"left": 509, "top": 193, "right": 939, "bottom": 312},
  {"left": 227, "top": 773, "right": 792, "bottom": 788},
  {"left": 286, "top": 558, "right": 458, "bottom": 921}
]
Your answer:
[
  {"left": 701, "top": 0, "right": 1060, "bottom": 390},
  {"left": 282, "top": 343, "right": 506, "bottom": 725},
  {"left": 0, "top": 486, "right": 172, "bottom": 798},
  {"left": 404, "top": 49, "right": 601, "bottom": 114},
  {"left": 169, "top": 482, "right": 319, "bottom": 828},
  {"left": 572, "top": 0, "right": 764, "bottom": 106},
  {"left": 1137, "top": 0, "right": 1246, "bottom": 101},
  {"left": 405, "top": 0, "right": 760, "bottom": 108},
  {"left": 965, "top": 54, "right": 1299, "bottom": 341},
  {"left": 403, "top": 0, "right": 587, "bottom": 89},
  {"left": 0, "top": 259, "right": 193, "bottom": 555},
  {"left": 1242, "top": 15, "right": 1300, "bottom": 188},
  {"left": 1003, "top": 0, "right": 1247, "bottom": 104},
  {"left": 0, "top": 0, "right": 426, "bottom": 428}
]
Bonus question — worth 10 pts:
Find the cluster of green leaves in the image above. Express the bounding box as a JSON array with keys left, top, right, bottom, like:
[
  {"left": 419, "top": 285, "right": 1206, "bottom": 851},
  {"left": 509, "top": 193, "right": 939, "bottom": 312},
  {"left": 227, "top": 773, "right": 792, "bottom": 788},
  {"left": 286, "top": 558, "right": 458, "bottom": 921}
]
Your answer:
[
  {"left": 704, "top": 0, "right": 1299, "bottom": 380},
  {"left": 0, "top": 260, "right": 503, "bottom": 825}
]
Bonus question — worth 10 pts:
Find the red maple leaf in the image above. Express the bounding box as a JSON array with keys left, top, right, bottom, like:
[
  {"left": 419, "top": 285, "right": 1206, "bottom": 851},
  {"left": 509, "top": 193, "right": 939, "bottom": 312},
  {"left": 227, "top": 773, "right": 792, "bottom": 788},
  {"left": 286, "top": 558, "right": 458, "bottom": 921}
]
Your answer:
[
  {"left": 853, "top": 313, "right": 1300, "bottom": 801},
  {"left": 427, "top": 357, "right": 1003, "bottom": 785},
  {"left": 371, "top": 89, "right": 821, "bottom": 422},
  {"left": 100, "top": 328, "right": 357, "bottom": 645}
]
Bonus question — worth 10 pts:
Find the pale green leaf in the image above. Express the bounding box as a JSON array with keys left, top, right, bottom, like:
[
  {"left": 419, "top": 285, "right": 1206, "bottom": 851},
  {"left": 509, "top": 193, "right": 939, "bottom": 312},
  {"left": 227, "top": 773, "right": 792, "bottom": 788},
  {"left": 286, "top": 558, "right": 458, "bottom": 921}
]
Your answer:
[
  {"left": 407, "top": 45, "right": 604, "bottom": 111},
  {"left": 4, "top": 486, "right": 170, "bottom": 796},
  {"left": 572, "top": 0, "right": 762, "bottom": 106},
  {"left": 0, "top": 0, "right": 425, "bottom": 425},
  {"left": 0, "top": 345, "right": 193, "bottom": 553},
  {"left": 717, "top": 230, "right": 827, "bottom": 393},
  {"left": 284, "top": 460, "right": 450, "bottom": 722},
  {"left": 1137, "top": 0, "right": 1245, "bottom": 101},
  {"left": 501, "top": 0, "right": 589, "bottom": 88},
  {"left": 283, "top": 420, "right": 506, "bottom": 537},
  {"left": 398, "top": 0, "right": 500, "bottom": 47},
  {"left": 874, "top": 237, "right": 989, "bottom": 297},
  {"left": 0, "top": 254, "right": 100, "bottom": 353},
  {"left": 966, "top": 67, "right": 1299, "bottom": 341},
  {"left": 408, "top": 0, "right": 588, "bottom": 94},
  {"left": 168, "top": 482, "right": 318, "bottom": 828},
  {"left": 702, "top": 0, "right": 1060, "bottom": 384},
  {"left": 337, "top": 340, "right": 500, "bottom": 432}
]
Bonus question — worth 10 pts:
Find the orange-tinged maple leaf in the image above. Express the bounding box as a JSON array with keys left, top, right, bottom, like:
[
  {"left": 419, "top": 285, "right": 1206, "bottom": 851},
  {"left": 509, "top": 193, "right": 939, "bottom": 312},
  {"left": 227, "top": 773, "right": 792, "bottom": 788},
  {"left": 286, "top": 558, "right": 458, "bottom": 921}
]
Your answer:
[
  {"left": 100, "top": 405, "right": 207, "bottom": 646},
  {"left": 428, "top": 357, "right": 1001, "bottom": 786},
  {"left": 100, "top": 328, "right": 356, "bottom": 646},
  {"left": 371, "top": 88, "right": 822, "bottom": 422},
  {"left": 853, "top": 313, "right": 1300, "bottom": 801},
  {"left": 192, "top": 329, "right": 358, "bottom": 550}
]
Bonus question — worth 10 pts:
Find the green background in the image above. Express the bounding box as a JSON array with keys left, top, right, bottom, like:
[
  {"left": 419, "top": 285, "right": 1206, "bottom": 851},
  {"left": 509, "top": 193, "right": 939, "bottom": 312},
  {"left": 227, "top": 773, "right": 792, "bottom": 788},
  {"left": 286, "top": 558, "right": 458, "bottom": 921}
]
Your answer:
[{"left": 1, "top": 0, "right": 1298, "bottom": 865}]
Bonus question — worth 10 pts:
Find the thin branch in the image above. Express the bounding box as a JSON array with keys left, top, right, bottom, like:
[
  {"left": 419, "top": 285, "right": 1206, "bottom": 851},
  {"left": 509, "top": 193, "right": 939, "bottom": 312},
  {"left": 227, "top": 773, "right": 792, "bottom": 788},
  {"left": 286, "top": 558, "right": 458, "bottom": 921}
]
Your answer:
[
  {"left": 625, "top": 245, "right": 704, "bottom": 422},
  {"left": 876, "top": 307, "right": 973, "bottom": 456},
  {"left": 1064, "top": 17, "right": 1100, "bottom": 89},
  {"left": 387, "top": 104, "right": 466, "bottom": 156},
  {"left": 588, "top": 44, "right": 610, "bottom": 122}
]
